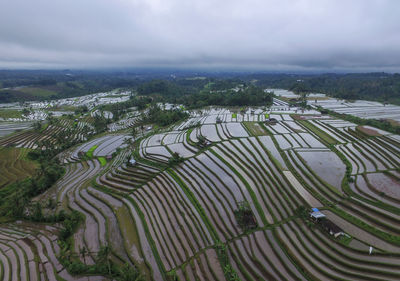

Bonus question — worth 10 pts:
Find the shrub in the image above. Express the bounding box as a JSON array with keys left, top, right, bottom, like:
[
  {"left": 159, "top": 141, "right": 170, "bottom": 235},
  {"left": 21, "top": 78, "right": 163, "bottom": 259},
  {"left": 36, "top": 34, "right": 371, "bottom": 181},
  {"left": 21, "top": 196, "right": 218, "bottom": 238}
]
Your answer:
[
  {"left": 233, "top": 201, "right": 257, "bottom": 231},
  {"left": 168, "top": 152, "right": 184, "bottom": 166}
]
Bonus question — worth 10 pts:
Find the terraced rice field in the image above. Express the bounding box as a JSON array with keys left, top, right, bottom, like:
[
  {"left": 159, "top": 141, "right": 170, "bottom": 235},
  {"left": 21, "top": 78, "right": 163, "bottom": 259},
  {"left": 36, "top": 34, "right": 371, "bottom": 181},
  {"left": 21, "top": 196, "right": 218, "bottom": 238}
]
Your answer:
[
  {"left": 0, "top": 119, "right": 90, "bottom": 149},
  {"left": 0, "top": 147, "right": 37, "bottom": 188},
  {"left": 1, "top": 106, "right": 400, "bottom": 281}
]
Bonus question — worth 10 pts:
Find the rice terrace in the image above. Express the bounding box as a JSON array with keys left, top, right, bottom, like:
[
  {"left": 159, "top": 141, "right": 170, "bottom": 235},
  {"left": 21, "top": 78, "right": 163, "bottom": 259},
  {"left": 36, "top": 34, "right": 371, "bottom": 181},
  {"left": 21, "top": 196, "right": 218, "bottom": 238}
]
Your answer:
[
  {"left": 2, "top": 0, "right": 400, "bottom": 279},
  {"left": 0, "top": 79, "right": 399, "bottom": 281}
]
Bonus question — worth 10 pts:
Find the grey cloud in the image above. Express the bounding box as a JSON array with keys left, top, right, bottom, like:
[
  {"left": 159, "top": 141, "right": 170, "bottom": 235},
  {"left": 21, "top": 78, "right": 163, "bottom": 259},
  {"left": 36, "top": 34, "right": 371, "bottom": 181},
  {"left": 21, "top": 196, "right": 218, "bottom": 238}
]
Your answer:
[{"left": 0, "top": 0, "right": 399, "bottom": 71}]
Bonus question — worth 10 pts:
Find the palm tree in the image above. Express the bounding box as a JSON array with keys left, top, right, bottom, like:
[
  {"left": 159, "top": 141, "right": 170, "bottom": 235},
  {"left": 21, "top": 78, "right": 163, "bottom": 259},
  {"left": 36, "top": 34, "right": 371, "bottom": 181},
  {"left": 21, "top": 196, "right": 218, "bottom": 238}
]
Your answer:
[
  {"left": 97, "top": 245, "right": 112, "bottom": 275},
  {"left": 131, "top": 127, "right": 137, "bottom": 139},
  {"left": 79, "top": 246, "right": 87, "bottom": 264}
]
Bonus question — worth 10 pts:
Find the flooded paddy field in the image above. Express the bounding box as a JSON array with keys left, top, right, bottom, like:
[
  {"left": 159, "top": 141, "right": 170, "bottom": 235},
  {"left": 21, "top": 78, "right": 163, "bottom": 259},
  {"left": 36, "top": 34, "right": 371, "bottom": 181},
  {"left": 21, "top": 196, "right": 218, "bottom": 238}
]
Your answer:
[{"left": 1, "top": 98, "right": 400, "bottom": 281}]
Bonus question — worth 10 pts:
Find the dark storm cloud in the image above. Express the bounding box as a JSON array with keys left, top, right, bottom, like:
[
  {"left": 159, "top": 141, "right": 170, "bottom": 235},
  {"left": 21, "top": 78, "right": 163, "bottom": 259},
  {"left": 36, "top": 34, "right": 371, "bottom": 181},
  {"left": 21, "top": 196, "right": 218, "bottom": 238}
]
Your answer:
[{"left": 0, "top": 0, "right": 399, "bottom": 71}]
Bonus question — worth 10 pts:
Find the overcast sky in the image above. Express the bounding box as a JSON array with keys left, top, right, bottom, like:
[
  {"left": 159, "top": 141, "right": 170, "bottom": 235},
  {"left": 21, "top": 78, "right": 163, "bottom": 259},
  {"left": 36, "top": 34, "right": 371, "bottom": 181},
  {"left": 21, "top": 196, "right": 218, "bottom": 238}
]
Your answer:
[{"left": 0, "top": 0, "right": 399, "bottom": 72}]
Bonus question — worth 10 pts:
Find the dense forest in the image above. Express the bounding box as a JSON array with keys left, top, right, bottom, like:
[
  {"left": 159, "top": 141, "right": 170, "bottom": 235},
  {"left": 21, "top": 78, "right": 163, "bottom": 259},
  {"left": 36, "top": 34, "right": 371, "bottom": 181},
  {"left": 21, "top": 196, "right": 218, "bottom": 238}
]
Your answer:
[
  {"left": 246, "top": 72, "right": 400, "bottom": 104},
  {"left": 137, "top": 79, "right": 272, "bottom": 108},
  {"left": 1, "top": 70, "right": 400, "bottom": 105}
]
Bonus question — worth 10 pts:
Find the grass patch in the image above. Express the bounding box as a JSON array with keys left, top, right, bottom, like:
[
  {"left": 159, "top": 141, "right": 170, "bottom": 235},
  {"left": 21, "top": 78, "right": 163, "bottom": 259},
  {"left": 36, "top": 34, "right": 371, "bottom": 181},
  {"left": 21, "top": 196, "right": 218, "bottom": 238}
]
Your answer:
[
  {"left": 232, "top": 113, "right": 237, "bottom": 118},
  {"left": 19, "top": 87, "right": 57, "bottom": 97},
  {"left": 98, "top": 156, "right": 107, "bottom": 166},
  {"left": 297, "top": 120, "right": 337, "bottom": 145},
  {"left": 40, "top": 123, "right": 49, "bottom": 132},
  {"left": 0, "top": 109, "right": 22, "bottom": 119},
  {"left": 242, "top": 121, "right": 268, "bottom": 136},
  {"left": 48, "top": 105, "right": 78, "bottom": 112},
  {"left": 265, "top": 113, "right": 270, "bottom": 119},
  {"left": 101, "top": 94, "right": 127, "bottom": 98},
  {"left": 338, "top": 234, "right": 353, "bottom": 246},
  {"left": 86, "top": 145, "right": 98, "bottom": 158}
]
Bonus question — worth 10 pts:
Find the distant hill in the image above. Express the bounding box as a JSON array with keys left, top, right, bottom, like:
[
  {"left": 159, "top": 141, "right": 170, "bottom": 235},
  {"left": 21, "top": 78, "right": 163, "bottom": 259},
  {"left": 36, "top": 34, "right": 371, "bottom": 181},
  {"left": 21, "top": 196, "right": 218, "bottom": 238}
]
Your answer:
[
  {"left": 1, "top": 70, "right": 400, "bottom": 105},
  {"left": 245, "top": 72, "right": 400, "bottom": 104}
]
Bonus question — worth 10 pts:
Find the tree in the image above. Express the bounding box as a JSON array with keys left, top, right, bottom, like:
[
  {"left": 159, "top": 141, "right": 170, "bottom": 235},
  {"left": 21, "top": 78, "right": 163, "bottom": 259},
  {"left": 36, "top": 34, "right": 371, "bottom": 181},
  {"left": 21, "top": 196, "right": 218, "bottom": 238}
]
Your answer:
[
  {"left": 131, "top": 127, "right": 138, "bottom": 139},
  {"left": 79, "top": 246, "right": 88, "bottom": 264},
  {"left": 123, "top": 137, "right": 134, "bottom": 149},
  {"left": 291, "top": 82, "right": 309, "bottom": 108},
  {"left": 97, "top": 245, "right": 112, "bottom": 275},
  {"left": 22, "top": 108, "right": 30, "bottom": 116},
  {"left": 32, "top": 202, "right": 43, "bottom": 221},
  {"left": 32, "top": 121, "right": 42, "bottom": 132},
  {"left": 168, "top": 152, "right": 184, "bottom": 166},
  {"left": 118, "top": 263, "right": 144, "bottom": 281},
  {"left": 93, "top": 115, "right": 108, "bottom": 133},
  {"left": 234, "top": 201, "right": 257, "bottom": 230}
]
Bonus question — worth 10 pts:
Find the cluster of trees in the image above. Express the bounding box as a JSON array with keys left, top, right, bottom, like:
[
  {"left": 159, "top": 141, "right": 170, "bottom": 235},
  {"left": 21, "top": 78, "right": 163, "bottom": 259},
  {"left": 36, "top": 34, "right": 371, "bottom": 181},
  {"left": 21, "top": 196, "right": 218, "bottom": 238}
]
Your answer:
[
  {"left": 64, "top": 248, "right": 143, "bottom": 281},
  {"left": 74, "top": 105, "right": 89, "bottom": 115},
  {"left": 138, "top": 80, "right": 185, "bottom": 97},
  {"left": 181, "top": 85, "right": 273, "bottom": 108},
  {"left": 0, "top": 155, "right": 63, "bottom": 217},
  {"left": 136, "top": 79, "right": 273, "bottom": 108},
  {"left": 0, "top": 70, "right": 144, "bottom": 103},
  {"left": 144, "top": 105, "right": 189, "bottom": 127},
  {"left": 93, "top": 115, "right": 110, "bottom": 133},
  {"left": 168, "top": 152, "right": 184, "bottom": 166},
  {"left": 233, "top": 201, "right": 257, "bottom": 231},
  {"left": 0, "top": 117, "right": 91, "bottom": 218},
  {"left": 99, "top": 96, "right": 152, "bottom": 121},
  {"left": 27, "top": 205, "right": 143, "bottom": 280}
]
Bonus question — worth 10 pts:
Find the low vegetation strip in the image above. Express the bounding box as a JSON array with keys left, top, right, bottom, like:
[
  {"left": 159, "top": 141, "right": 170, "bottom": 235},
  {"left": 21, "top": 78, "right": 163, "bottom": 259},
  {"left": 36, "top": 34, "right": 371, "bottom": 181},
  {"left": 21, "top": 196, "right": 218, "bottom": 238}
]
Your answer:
[
  {"left": 98, "top": 156, "right": 107, "bottom": 166},
  {"left": 242, "top": 121, "right": 268, "bottom": 136},
  {"left": 297, "top": 119, "right": 338, "bottom": 145}
]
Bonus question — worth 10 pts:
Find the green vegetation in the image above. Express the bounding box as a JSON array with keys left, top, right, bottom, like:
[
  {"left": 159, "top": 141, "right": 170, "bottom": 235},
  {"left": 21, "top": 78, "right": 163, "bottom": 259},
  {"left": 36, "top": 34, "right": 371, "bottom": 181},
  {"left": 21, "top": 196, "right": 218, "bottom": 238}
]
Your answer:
[
  {"left": 184, "top": 85, "right": 273, "bottom": 108},
  {"left": 86, "top": 145, "right": 98, "bottom": 158},
  {"left": 252, "top": 72, "right": 400, "bottom": 105},
  {"left": 1, "top": 77, "right": 400, "bottom": 281},
  {"left": 233, "top": 201, "right": 257, "bottom": 231},
  {"left": 1, "top": 70, "right": 400, "bottom": 107},
  {"left": 143, "top": 105, "right": 189, "bottom": 127},
  {"left": 242, "top": 121, "right": 267, "bottom": 136},
  {"left": 18, "top": 86, "right": 57, "bottom": 97},
  {"left": 93, "top": 115, "right": 109, "bottom": 133},
  {"left": 98, "top": 156, "right": 107, "bottom": 166},
  {"left": 0, "top": 70, "right": 142, "bottom": 103},
  {"left": 168, "top": 152, "right": 184, "bottom": 166},
  {"left": 338, "top": 235, "right": 353, "bottom": 246},
  {"left": 0, "top": 147, "right": 37, "bottom": 188},
  {"left": 137, "top": 79, "right": 273, "bottom": 108},
  {"left": 0, "top": 109, "right": 22, "bottom": 119},
  {"left": 297, "top": 119, "right": 337, "bottom": 145},
  {"left": 0, "top": 154, "right": 63, "bottom": 218},
  {"left": 216, "top": 243, "right": 241, "bottom": 281}
]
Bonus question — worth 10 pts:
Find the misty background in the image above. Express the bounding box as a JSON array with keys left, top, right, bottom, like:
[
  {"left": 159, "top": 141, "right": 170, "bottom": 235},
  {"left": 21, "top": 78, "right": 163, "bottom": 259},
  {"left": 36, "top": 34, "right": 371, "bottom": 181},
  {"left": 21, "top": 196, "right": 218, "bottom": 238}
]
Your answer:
[{"left": 0, "top": 0, "right": 399, "bottom": 71}]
